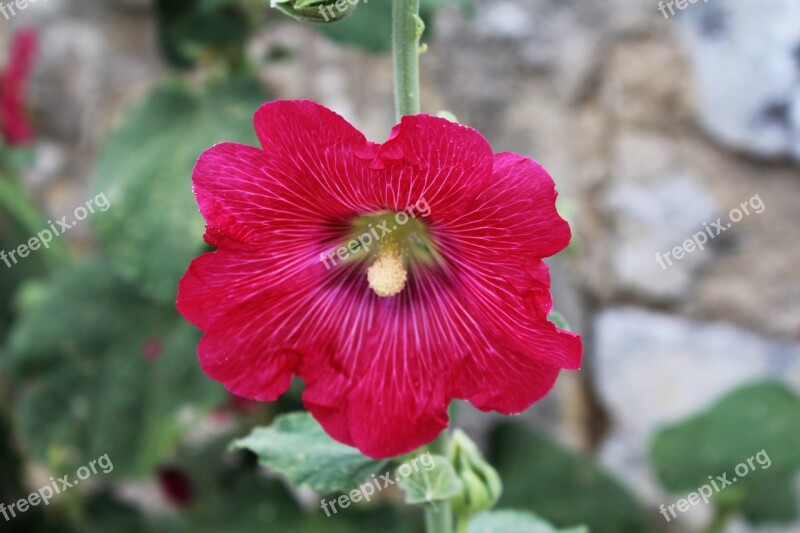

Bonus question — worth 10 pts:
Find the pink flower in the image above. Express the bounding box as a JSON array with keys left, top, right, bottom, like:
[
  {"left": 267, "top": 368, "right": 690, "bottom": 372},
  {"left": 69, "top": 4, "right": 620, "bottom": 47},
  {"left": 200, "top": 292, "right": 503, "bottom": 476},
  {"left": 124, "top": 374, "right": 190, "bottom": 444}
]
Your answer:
[
  {"left": 0, "top": 28, "right": 37, "bottom": 146},
  {"left": 177, "top": 100, "right": 582, "bottom": 459}
]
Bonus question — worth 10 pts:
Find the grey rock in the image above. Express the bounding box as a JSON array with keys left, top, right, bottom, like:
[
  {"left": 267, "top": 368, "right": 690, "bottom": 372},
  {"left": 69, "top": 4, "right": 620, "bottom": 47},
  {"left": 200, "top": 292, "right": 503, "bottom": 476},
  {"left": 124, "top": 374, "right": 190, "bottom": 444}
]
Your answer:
[
  {"left": 603, "top": 132, "right": 719, "bottom": 301},
  {"left": 605, "top": 178, "right": 718, "bottom": 300},
  {"left": 473, "top": 1, "right": 533, "bottom": 40},
  {"left": 677, "top": 0, "right": 800, "bottom": 162}
]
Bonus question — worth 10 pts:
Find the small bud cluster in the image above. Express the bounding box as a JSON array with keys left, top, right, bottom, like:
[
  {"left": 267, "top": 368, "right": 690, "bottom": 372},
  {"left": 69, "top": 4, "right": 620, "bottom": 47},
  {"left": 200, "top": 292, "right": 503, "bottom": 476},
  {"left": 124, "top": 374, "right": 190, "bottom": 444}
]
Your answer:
[
  {"left": 449, "top": 430, "right": 503, "bottom": 517},
  {"left": 272, "top": 0, "right": 361, "bottom": 24}
]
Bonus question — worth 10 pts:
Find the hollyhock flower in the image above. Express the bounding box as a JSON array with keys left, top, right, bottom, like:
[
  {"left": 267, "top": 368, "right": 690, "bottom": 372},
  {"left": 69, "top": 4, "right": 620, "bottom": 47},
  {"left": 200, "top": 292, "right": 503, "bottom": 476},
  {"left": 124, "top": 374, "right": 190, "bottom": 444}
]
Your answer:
[
  {"left": 0, "top": 28, "right": 37, "bottom": 146},
  {"left": 177, "top": 100, "right": 582, "bottom": 459}
]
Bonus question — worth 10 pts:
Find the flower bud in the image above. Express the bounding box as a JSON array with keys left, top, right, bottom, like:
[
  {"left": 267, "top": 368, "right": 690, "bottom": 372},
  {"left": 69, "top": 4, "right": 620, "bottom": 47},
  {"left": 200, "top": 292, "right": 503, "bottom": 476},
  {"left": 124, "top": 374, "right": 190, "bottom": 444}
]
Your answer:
[
  {"left": 271, "top": 0, "right": 359, "bottom": 24},
  {"left": 448, "top": 429, "right": 503, "bottom": 517}
]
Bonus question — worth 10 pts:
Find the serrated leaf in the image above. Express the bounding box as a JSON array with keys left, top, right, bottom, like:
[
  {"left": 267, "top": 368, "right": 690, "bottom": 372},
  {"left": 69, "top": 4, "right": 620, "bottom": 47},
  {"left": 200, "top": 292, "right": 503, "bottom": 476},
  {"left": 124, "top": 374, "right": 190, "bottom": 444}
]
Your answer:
[
  {"left": 3, "top": 261, "right": 225, "bottom": 476},
  {"left": 467, "top": 510, "right": 588, "bottom": 533},
  {"left": 92, "top": 77, "right": 268, "bottom": 303},
  {"left": 397, "top": 454, "right": 461, "bottom": 505},
  {"left": 232, "top": 412, "right": 388, "bottom": 492}
]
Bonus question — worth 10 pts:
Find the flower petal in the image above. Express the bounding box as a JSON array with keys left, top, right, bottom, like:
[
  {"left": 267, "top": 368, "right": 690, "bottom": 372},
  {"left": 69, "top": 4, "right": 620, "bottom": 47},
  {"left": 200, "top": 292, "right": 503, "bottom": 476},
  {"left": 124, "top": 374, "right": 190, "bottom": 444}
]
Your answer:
[
  {"left": 177, "top": 249, "right": 311, "bottom": 330},
  {"left": 254, "top": 99, "right": 373, "bottom": 159},
  {"left": 484, "top": 152, "right": 572, "bottom": 258},
  {"left": 194, "top": 102, "right": 381, "bottom": 250},
  {"left": 370, "top": 115, "right": 494, "bottom": 218}
]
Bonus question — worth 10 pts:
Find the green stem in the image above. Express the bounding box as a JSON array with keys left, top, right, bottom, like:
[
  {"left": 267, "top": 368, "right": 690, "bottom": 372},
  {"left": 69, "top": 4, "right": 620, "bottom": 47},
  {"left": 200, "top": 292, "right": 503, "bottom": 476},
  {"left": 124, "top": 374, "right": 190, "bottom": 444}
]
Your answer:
[
  {"left": 423, "top": 428, "right": 452, "bottom": 533},
  {"left": 392, "top": 0, "right": 421, "bottom": 120}
]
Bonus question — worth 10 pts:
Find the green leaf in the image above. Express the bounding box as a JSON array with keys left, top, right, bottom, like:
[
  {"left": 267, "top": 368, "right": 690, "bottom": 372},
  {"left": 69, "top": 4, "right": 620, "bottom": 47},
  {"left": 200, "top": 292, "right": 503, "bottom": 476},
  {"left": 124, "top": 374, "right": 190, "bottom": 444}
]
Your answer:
[
  {"left": 467, "top": 510, "right": 588, "bottom": 533},
  {"left": 93, "top": 77, "right": 268, "bottom": 303},
  {"left": 740, "top": 472, "right": 799, "bottom": 524},
  {"left": 488, "top": 422, "right": 650, "bottom": 533},
  {"left": 650, "top": 381, "right": 800, "bottom": 524},
  {"left": 396, "top": 454, "right": 461, "bottom": 505},
  {"left": 3, "top": 261, "right": 225, "bottom": 477},
  {"left": 232, "top": 412, "right": 388, "bottom": 492}
]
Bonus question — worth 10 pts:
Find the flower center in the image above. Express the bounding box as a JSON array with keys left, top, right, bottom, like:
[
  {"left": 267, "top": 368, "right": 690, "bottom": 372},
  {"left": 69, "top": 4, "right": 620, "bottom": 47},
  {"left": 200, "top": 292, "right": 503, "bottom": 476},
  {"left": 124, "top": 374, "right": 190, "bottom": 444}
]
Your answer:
[
  {"left": 331, "top": 211, "right": 442, "bottom": 298},
  {"left": 367, "top": 244, "right": 407, "bottom": 297}
]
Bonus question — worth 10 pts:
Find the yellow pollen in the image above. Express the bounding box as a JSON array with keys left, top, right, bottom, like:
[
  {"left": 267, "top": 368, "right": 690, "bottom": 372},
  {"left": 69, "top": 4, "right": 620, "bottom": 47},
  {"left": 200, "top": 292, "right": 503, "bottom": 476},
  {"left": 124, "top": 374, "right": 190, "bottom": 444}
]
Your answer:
[{"left": 367, "top": 249, "right": 407, "bottom": 297}]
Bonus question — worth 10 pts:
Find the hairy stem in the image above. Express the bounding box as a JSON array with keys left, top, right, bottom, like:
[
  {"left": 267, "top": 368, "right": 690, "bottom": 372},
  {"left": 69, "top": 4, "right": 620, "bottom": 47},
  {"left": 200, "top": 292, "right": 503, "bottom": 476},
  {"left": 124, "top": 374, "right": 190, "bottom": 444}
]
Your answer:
[{"left": 392, "top": 0, "right": 421, "bottom": 119}]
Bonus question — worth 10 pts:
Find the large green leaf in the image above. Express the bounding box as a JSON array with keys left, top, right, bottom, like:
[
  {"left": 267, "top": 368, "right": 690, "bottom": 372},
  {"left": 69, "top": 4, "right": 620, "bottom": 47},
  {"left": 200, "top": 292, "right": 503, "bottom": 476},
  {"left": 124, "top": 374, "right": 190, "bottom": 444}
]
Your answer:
[
  {"left": 488, "top": 422, "right": 650, "bottom": 533},
  {"left": 650, "top": 381, "right": 800, "bottom": 524},
  {"left": 93, "top": 77, "right": 268, "bottom": 303},
  {"left": 3, "top": 261, "right": 225, "bottom": 476},
  {"left": 467, "top": 510, "right": 588, "bottom": 533},
  {"left": 232, "top": 412, "right": 389, "bottom": 493}
]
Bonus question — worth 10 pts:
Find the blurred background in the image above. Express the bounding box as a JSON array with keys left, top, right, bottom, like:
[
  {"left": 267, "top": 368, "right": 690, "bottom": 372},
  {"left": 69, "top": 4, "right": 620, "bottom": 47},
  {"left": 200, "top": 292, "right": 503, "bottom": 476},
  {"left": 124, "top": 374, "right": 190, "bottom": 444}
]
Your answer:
[{"left": 0, "top": 0, "right": 798, "bottom": 532}]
